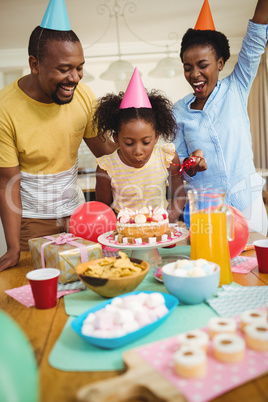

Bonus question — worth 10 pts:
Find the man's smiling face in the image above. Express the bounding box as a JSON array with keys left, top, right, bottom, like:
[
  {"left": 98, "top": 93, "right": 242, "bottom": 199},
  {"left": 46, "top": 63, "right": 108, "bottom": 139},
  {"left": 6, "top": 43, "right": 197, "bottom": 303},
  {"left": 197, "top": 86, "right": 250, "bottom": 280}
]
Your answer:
[{"left": 36, "top": 40, "right": 85, "bottom": 105}]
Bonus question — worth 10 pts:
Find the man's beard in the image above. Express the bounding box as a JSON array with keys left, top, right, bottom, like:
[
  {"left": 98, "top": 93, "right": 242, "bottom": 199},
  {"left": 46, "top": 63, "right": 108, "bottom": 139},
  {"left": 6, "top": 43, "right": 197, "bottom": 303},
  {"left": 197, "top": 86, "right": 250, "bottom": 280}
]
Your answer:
[{"left": 51, "top": 85, "right": 76, "bottom": 105}]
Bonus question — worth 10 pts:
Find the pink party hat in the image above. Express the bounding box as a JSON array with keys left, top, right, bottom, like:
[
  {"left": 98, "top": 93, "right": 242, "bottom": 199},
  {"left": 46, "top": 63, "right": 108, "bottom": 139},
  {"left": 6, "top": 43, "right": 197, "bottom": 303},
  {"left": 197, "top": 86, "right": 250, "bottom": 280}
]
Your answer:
[
  {"left": 194, "top": 0, "right": 215, "bottom": 30},
  {"left": 40, "top": 0, "right": 71, "bottom": 31},
  {"left": 119, "top": 67, "right": 152, "bottom": 109}
]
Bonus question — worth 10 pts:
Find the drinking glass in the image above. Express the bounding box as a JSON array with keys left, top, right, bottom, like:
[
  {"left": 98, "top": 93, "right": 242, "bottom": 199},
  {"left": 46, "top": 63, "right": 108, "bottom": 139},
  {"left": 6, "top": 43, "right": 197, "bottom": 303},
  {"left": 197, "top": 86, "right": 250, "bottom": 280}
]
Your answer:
[{"left": 188, "top": 189, "right": 233, "bottom": 286}]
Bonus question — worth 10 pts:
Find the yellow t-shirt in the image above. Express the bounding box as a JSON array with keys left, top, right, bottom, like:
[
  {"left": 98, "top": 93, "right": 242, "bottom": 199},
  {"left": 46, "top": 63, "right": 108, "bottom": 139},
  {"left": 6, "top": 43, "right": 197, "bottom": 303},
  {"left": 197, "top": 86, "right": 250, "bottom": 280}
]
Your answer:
[
  {"left": 97, "top": 143, "right": 175, "bottom": 212},
  {"left": 0, "top": 79, "right": 97, "bottom": 218},
  {"left": 0, "top": 79, "right": 97, "bottom": 174}
]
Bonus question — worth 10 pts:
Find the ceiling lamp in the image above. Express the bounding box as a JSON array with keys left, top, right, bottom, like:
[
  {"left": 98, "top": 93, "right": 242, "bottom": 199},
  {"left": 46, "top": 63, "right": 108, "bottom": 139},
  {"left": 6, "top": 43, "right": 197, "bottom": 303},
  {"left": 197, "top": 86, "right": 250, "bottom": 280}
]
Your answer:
[
  {"left": 148, "top": 56, "right": 182, "bottom": 78},
  {"left": 100, "top": 60, "right": 135, "bottom": 81},
  {"left": 82, "top": 70, "right": 95, "bottom": 83},
  {"left": 84, "top": 0, "right": 180, "bottom": 81}
]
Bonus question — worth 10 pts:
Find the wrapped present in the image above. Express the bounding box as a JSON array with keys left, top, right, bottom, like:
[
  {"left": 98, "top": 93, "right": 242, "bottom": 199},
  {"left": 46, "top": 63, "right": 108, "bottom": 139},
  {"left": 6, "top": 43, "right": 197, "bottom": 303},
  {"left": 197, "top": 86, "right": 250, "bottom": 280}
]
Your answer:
[{"left": 28, "top": 233, "right": 102, "bottom": 284}]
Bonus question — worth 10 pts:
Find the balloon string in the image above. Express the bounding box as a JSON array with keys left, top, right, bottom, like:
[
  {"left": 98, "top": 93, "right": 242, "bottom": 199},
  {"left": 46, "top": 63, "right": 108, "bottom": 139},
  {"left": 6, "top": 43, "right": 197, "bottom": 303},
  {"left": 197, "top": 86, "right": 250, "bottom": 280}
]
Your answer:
[{"left": 171, "top": 156, "right": 200, "bottom": 176}]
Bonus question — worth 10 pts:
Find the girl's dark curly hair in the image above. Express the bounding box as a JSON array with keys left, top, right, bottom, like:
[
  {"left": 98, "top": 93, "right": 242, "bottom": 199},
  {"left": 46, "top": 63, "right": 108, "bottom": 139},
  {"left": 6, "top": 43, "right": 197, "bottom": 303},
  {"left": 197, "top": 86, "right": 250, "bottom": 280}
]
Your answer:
[
  {"left": 93, "top": 89, "right": 178, "bottom": 143},
  {"left": 180, "top": 29, "right": 230, "bottom": 64}
]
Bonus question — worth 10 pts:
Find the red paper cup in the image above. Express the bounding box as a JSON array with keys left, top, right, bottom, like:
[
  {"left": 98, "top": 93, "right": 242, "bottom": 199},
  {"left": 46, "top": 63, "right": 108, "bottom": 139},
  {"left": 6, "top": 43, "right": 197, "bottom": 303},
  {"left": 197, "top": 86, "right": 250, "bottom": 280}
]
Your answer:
[
  {"left": 26, "top": 268, "right": 60, "bottom": 309},
  {"left": 253, "top": 240, "right": 268, "bottom": 274}
]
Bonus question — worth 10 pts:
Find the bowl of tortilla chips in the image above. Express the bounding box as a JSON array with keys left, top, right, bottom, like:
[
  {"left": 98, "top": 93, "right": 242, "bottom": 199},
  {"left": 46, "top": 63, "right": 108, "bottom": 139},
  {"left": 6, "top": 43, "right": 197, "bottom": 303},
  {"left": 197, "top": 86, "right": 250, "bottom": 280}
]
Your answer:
[{"left": 75, "top": 252, "right": 150, "bottom": 298}]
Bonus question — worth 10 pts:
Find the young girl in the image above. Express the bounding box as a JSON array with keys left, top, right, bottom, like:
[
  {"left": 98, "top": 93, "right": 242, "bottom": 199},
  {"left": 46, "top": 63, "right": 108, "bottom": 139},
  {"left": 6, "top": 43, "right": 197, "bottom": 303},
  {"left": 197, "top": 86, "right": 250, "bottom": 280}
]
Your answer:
[
  {"left": 93, "top": 68, "right": 206, "bottom": 222},
  {"left": 173, "top": 0, "right": 268, "bottom": 234}
]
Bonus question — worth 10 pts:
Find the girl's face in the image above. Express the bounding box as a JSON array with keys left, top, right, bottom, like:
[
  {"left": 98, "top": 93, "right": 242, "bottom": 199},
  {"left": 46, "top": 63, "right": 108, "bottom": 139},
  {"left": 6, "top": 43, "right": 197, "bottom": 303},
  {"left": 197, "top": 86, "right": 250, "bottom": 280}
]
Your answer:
[
  {"left": 114, "top": 119, "right": 159, "bottom": 168},
  {"left": 182, "top": 45, "right": 224, "bottom": 109}
]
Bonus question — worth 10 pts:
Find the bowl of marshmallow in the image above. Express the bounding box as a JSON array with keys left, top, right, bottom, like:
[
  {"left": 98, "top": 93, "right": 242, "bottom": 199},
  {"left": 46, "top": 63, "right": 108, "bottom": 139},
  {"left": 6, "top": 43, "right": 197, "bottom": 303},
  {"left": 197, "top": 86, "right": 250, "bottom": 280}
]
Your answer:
[
  {"left": 71, "top": 291, "right": 178, "bottom": 349},
  {"left": 162, "top": 259, "right": 220, "bottom": 305}
]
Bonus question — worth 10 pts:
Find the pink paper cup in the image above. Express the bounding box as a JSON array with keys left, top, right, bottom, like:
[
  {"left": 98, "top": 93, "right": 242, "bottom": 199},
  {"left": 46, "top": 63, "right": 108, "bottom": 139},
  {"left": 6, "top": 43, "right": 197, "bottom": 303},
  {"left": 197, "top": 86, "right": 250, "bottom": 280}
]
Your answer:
[
  {"left": 26, "top": 268, "right": 60, "bottom": 309},
  {"left": 253, "top": 240, "right": 268, "bottom": 274}
]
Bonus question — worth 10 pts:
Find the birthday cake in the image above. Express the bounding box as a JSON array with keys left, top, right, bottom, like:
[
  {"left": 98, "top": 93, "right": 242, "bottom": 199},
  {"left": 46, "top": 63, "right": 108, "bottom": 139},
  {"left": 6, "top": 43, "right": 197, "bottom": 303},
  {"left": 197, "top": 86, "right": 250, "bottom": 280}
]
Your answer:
[{"left": 113, "top": 207, "right": 175, "bottom": 244}]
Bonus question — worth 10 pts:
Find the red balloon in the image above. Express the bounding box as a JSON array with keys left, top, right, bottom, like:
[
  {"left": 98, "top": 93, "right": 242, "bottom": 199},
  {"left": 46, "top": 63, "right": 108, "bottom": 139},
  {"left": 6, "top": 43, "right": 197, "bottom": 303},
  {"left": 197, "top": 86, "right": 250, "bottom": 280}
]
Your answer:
[
  {"left": 69, "top": 201, "right": 117, "bottom": 243},
  {"left": 227, "top": 205, "right": 249, "bottom": 260}
]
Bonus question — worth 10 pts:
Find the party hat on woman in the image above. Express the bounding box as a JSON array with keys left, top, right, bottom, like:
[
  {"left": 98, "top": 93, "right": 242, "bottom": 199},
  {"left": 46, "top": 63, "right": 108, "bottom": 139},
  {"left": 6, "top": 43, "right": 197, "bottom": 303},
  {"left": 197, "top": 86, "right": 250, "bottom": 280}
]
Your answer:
[
  {"left": 40, "top": 0, "right": 71, "bottom": 31},
  {"left": 194, "top": 0, "right": 215, "bottom": 30},
  {"left": 119, "top": 67, "right": 152, "bottom": 109}
]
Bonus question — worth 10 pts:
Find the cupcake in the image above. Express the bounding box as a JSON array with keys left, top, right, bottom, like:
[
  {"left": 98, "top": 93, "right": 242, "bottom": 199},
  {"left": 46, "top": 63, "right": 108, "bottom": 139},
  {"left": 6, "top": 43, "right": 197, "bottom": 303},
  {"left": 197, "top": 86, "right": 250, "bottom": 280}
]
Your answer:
[
  {"left": 212, "top": 333, "right": 245, "bottom": 363},
  {"left": 173, "top": 346, "right": 207, "bottom": 378},
  {"left": 177, "top": 329, "right": 209, "bottom": 352},
  {"left": 240, "top": 309, "right": 267, "bottom": 331},
  {"left": 244, "top": 323, "right": 268, "bottom": 352},
  {"left": 208, "top": 317, "right": 237, "bottom": 338}
]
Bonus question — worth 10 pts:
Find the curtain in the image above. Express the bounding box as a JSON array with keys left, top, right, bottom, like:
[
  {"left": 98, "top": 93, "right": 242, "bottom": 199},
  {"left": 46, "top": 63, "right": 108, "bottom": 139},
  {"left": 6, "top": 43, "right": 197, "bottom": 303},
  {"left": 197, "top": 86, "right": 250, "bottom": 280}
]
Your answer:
[{"left": 248, "top": 45, "right": 268, "bottom": 170}]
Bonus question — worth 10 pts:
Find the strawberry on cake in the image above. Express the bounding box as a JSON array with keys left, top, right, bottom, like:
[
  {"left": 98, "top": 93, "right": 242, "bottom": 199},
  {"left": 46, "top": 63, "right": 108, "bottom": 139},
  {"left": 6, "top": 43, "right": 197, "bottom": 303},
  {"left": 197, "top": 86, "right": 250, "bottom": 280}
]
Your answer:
[{"left": 113, "top": 206, "right": 175, "bottom": 244}]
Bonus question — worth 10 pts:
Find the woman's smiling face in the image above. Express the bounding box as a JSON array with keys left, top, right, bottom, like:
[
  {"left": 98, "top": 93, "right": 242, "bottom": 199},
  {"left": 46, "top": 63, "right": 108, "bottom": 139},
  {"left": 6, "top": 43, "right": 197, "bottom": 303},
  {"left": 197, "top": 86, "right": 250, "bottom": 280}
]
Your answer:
[{"left": 182, "top": 44, "right": 224, "bottom": 110}]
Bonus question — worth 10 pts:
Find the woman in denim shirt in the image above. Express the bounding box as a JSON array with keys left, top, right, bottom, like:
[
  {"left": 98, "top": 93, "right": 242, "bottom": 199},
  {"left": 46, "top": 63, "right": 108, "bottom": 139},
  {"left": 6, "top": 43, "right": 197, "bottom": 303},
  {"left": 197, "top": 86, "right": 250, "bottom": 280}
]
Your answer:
[{"left": 173, "top": 0, "right": 268, "bottom": 235}]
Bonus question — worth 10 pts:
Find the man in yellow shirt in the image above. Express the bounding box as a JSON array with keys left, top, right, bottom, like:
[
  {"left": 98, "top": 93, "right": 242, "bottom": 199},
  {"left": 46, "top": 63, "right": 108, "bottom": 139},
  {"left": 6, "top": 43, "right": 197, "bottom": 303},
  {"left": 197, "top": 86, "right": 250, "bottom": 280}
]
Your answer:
[{"left": 0, "top": 2, "right": 116, "bottom": 271}]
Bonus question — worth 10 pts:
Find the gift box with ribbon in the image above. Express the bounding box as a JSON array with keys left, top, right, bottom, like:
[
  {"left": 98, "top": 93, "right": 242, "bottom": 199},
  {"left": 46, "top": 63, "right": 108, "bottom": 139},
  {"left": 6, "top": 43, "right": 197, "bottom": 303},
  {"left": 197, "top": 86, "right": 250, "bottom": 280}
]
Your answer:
[{"left": 28, "top": 233, "right": 102, "bottom": 284}]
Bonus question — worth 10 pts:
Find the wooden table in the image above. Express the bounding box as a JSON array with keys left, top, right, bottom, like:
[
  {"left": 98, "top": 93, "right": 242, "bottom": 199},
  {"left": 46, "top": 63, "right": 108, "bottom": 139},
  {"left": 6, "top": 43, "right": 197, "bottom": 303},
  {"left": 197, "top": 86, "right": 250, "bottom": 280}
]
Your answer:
[{"left": 1, "top": 232, "right": 268, "bottom": 402}]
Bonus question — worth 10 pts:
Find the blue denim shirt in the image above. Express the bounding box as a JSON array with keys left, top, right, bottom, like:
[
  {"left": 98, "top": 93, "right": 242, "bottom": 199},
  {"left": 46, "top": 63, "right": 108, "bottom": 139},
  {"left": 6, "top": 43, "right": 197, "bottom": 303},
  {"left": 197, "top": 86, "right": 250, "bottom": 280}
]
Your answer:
[{"left": 173, "top": 20, "right": 268, "bottom": 210}]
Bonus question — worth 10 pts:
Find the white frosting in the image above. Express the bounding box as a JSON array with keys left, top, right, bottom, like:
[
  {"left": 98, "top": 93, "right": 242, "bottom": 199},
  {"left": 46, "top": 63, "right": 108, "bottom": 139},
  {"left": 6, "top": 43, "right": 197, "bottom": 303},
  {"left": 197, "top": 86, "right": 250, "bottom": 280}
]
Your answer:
[
  {"left": 177, "top": 330, "right": 209, "bottom": 349},
  {"left": 117, "top": 207, "right": 168, "bottom": 227},
  {"left": 154, "top": 207, "right": 168, "bottom": 216},
  {"left": 135, "top": 214, "right": 147, "bottom": 224},
  {"left": 208, "top": 317, "right": 237, "bottom": 334},
  {"left": 117, "top": 208, "right": 135, "bottom": 219},
  {"left": 245, "top": 323, "right": 268, "bottom": 341},
  {"left": 174, "top": 346, "right": 206, "bottom": 367},
  {"left": 117, "top": 219, "right": 169, "bottom": 229},
  {"left": 119, "top": 214, "right": 130, "bottom": 224},
  {"left": 148, "top": 237, "right": 157, "bottom": 244},
  {"left": 139, "top": 206, "right": 150, "bottom": 214},
  {"left": 213, "top": 333, "right": 245, "bottom": 354},
  {"left": 152, "top": 213, "right": 164, "bottom": 222}
]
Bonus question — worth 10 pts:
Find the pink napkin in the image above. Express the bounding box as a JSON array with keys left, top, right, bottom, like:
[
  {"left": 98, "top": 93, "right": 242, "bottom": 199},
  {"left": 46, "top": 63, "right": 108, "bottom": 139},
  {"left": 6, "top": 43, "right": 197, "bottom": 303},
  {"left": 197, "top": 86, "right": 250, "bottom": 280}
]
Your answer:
[
  {"left": 5, "top": 284, "right": 81, "bottom": 308},
  {"left": 231, "top": 256, "right": 258, "bottom": 274}
]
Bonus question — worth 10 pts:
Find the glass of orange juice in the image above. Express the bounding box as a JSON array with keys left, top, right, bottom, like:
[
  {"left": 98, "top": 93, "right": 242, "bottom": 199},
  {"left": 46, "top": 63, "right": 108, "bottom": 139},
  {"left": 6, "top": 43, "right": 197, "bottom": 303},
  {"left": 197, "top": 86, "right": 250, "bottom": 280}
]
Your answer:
[{"left": 188, "top": 189, "right": 233, "bottom": 286}]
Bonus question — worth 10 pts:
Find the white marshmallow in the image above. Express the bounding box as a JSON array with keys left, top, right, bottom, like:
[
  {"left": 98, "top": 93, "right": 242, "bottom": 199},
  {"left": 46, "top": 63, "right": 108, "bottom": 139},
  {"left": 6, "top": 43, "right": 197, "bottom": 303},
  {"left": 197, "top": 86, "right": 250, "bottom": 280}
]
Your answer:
[
  {"left": 114, "top": 308, "right": 135, "bottom": 324},
  {"left": 81, "top": 323, "right": 95, "bottom": 336},
  {"left": 84, "top": 313, "right": 95, "bottom": 324},
  {"left": 145, "top": 292, "right": 166, "bottom": 308},
  {"left": 135, "top": 310, "right": 152, "bottom": 327},
  {"left": 111, "top": 297, "right": 123, "bottom": 308},
  {"left": 154, "top": 304, "right": 169, "bottom": 318}
]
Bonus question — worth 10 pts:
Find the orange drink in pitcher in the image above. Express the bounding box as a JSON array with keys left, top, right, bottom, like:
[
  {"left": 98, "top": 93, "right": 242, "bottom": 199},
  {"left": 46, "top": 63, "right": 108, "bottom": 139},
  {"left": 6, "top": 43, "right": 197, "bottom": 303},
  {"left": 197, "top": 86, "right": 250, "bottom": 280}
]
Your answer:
[{"left": 188, "top": 189, "right": 233, "bottom": 286}]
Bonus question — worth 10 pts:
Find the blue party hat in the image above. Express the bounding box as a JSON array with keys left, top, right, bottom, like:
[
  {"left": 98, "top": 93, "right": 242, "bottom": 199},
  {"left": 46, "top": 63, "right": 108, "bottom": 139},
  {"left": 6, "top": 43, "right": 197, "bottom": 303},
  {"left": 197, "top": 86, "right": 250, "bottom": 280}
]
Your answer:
[{"left": 40, "top": 0, "right": 71, "bottom": 31}]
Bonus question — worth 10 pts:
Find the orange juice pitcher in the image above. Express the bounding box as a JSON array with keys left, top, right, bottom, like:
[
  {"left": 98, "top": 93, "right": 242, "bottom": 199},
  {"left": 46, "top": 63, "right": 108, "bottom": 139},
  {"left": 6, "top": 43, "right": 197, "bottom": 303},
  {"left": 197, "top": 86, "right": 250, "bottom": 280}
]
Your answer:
[{"left": 188, "top": 189, "right": 233, "bottom": 286}]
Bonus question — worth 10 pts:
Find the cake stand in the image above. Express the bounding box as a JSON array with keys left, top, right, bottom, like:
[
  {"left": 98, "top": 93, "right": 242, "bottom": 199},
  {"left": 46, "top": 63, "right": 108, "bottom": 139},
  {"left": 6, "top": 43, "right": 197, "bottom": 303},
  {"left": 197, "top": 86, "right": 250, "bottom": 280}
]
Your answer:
[{"left": 97, "top": 225, "right": 189, "bottom": 268}]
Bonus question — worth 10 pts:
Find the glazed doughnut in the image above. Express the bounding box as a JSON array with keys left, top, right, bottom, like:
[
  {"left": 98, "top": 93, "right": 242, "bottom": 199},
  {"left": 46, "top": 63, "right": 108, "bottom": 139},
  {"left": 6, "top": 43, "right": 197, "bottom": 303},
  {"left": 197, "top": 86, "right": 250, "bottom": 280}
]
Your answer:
[
  {"left": 177, "top": 329, "right": 209, "bottom": 352},
  {"left": 240, "top": 309, "right": 267, "bottom": 331},
  {"left": 212, "top": 333, "right": 245, "bottom": 363},
  {"left": 208, "top": 317, "right": 237, "bottom": 338},
  {"left": 244, "top": 323, "right": 268, "bottom": 352},
  {"left": 173, "top": 346, "right": 207, "bottom": 378}
]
